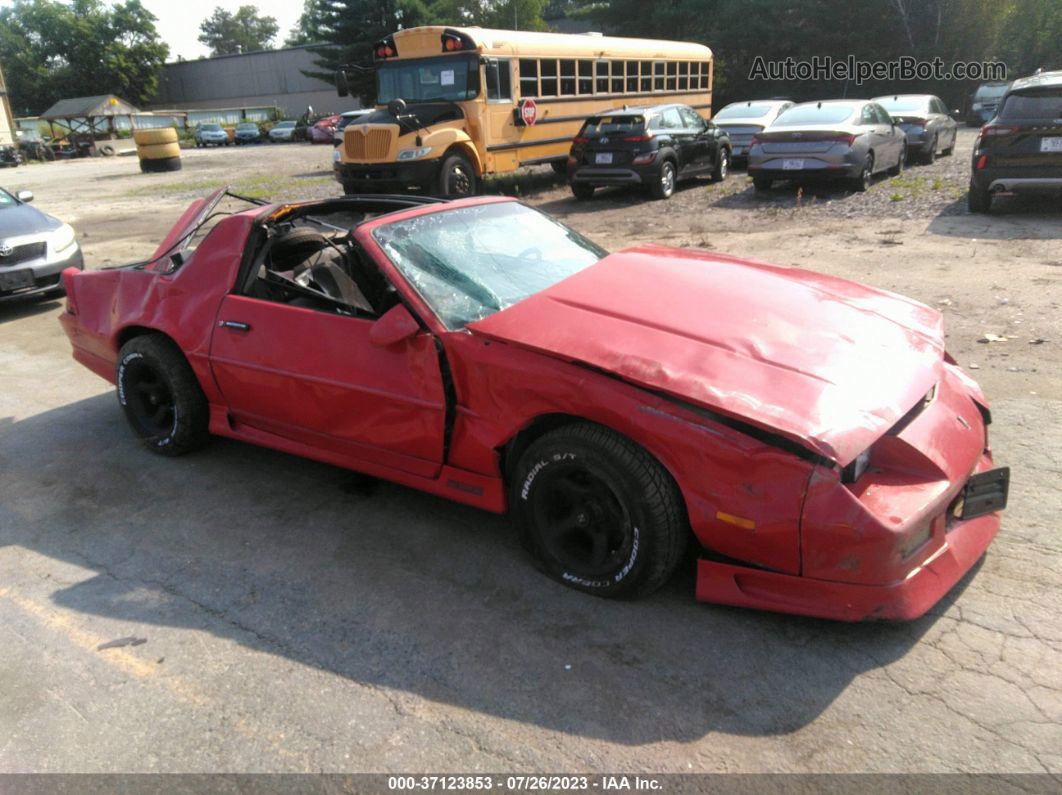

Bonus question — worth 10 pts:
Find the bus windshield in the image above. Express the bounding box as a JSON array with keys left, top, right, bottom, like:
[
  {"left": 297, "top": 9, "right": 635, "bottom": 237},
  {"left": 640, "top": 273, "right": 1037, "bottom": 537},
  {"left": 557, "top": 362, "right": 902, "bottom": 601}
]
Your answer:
[{"left": 377, "top": 55, "right": 480, "bottom": 104}]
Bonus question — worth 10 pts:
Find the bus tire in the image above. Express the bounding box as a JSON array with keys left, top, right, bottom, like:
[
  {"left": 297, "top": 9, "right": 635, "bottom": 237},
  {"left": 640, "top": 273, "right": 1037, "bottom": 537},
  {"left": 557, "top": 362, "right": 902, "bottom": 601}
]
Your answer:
[{"left": 437, "top": 152, "right": 477, "bottom": 197}]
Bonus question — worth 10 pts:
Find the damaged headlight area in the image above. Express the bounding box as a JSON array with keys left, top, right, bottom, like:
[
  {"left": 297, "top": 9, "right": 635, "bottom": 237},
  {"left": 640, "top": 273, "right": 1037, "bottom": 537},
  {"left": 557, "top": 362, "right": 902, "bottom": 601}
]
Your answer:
[{"left": 397, "top": 146, "right": 434, "bottom": 161}]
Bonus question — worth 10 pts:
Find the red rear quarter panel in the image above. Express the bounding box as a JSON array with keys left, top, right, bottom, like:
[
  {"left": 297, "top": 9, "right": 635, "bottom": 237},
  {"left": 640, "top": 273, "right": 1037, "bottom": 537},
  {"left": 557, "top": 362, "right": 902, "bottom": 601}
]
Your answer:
[{"left": 60, "top": 214, "right": 254, "bottom": 402}]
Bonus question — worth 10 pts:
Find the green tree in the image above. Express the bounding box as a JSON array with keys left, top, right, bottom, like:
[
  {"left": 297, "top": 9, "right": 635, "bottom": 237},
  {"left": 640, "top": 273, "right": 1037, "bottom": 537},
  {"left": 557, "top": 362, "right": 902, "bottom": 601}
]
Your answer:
[
  {"left": 0, "top": 0, "right": 168, "bottom": 115},
  {"left": 284, "top": 0, "right": 326, "bottom": 46},
  {"left": 198, "top": 5, "right": 280, "bottom": 56}
]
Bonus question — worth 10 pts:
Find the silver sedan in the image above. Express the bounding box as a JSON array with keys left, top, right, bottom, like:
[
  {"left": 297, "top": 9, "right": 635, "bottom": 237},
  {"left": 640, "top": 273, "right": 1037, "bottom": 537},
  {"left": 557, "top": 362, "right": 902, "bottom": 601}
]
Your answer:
[
  {"left": 711, "top": 99, "right": 794, "bottom": 161},
  {"left": 873, "top": 94, "right": 958, "bottom": 164},
  {"left": 747, "top": 100, "right": 907, "bottom": 192}
]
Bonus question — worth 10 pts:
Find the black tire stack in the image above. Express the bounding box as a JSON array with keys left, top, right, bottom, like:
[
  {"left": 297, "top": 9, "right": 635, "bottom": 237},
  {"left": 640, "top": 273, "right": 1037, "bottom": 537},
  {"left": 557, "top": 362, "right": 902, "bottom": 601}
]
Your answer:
[{"left": 134, "top": 128, "right": 182, "bottom": 173}]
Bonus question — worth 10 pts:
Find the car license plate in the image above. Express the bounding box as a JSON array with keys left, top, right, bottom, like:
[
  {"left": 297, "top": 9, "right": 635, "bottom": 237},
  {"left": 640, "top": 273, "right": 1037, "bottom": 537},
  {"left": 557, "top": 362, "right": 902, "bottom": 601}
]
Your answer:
[
  {"left": 1040, "top": 137, "right": 1062, "bottom": 153},
  {"left": 959, "top": 467, "right": 1010, "bottom": 520},
  {"left": 782, "top": 159, "right": 804, "bottom": 170},
  {"left": 0, "top": 269, "right": 34, "bottom": 292},
  {"left": 595, "top": 152, "right": 613, "bottom": 165}
]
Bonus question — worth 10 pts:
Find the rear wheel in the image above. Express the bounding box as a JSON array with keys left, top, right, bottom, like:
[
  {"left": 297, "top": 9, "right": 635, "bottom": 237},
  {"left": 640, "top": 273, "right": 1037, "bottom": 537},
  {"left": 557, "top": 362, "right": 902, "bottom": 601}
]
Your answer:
[
  {"left": 571, "top": 183, "right": 595, "bottom": 201},
  {"left": 511, "top": 423, "right": 688, "bottom": 599},
  {"left": 711, "top": 147, "right": 730, "bottom": 182},
  {"left": 752, "top": 175, "right": 773, "bottom": 192},
  {"left": 889, "top": 145, "right": 906, "bottom": 176},
  {"left": 968, "top": 182, "right": 992, "bottom": 213},
  {"left": 851, "top": 155, "right": 873, "bottom": 192},
  {"left": 116, "top": 335, "right": 209, "bottom": 456},
  {"left": 923, "top": 136, "right": 937, "bottom": 164},
  {"left": 437, "top": 152, "right": 477, "bottom": 197},
  {"left": 649, "top": 159, "right": 676, "bottom": 200}
]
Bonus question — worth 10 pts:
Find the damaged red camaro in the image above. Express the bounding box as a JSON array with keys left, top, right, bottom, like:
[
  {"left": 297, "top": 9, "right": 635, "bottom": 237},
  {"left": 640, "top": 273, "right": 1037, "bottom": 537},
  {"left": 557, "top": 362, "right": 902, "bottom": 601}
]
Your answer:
[{"left": 59, "top": 190, "right": 1009, "bottom": 621}]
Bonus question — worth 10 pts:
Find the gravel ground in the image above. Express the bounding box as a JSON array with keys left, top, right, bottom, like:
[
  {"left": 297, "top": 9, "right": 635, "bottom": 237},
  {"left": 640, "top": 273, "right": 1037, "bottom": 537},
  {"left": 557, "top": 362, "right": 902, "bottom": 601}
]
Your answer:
[{"left": 1, "top": 131, "right": 1061, "bottom": 778}]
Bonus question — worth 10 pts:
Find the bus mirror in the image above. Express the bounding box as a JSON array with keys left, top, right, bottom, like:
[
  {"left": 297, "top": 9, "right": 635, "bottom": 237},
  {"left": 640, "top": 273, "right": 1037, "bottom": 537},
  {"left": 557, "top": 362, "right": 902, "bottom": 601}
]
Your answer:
[
  {"left": 335, "top": 71, "right": 349, "bottom": 98},
  {"left": 387, "top": 98, "right": 408, "bottom": 117}
]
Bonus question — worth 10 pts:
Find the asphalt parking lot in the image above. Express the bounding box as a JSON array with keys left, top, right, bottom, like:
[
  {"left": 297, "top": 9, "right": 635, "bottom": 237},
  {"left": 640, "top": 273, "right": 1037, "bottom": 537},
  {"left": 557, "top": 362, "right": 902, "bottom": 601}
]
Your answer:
[{"left": 1, "top": 139, "right": 1061, "bottom": 775}]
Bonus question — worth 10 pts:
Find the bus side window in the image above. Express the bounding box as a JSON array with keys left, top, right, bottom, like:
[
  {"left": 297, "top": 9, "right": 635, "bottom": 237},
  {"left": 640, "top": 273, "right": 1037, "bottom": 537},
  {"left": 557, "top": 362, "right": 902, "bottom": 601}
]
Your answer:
[
  {"left": 541, "top": 59, "right": 558, "bottom": 96},
  {"left": 560, "top": 60, "right": 576, "bottom": 95},
  {"left": 595, "top": 61, "right": 609, "bottom": 94},
  {"left": 626, "top": 60, "right": 638, "bottom": 92},
  {"left": 485, "top": 58, "right": 512, "bottom": 102},
  {"left": 611, "top": 61, "right": 624, "bottom": 94},
  {"left": 700, "top": 61, "right": 711, "bottom": 89},
  {"left": 578, "top": 60, "right": 593, "bottom": 95},
  {"left": 519, "top": 59, "right": 538, "bottom": 97},
  {"left": 679, "top": 62, "right": 689, "bottom": 91},
  {"left": 666, "top": 62, "right": 677, "bottom": 91},
  {"left": 640, "top": 61, "right": 652, "bottom": 92},
  {"left": 653, "top": 62, "right": 665, "bottom": 92}
]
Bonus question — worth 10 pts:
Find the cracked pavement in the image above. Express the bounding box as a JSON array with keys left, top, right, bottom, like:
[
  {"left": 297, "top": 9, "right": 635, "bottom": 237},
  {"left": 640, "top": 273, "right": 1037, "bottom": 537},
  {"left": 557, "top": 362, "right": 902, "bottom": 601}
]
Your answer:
[{"left": 0, "top": 142, "right": 1060, "bottom": 775}]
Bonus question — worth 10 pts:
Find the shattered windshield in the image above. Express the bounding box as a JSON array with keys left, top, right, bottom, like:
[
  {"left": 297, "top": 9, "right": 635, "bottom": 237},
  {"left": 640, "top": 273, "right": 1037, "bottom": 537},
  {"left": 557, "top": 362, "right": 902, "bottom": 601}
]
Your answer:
[{"left": 373, "top": 202, "right": 607, "bottom": 329}]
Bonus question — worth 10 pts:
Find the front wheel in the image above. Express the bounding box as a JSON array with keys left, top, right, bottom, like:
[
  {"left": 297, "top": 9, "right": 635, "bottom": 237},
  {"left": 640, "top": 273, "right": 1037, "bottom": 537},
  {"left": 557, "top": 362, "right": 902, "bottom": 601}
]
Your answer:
[
  {"left": 649, "top": 159, "right": 676, "bottom": 200},
  {"left": 116, "top": 335, "right": 210, "bottom": 456},
  {"left": 437, "top": 153, "right": 477, "bottom": 197},
  {"left": 511, "top": 423, "right": 688, "bottom": 599}
]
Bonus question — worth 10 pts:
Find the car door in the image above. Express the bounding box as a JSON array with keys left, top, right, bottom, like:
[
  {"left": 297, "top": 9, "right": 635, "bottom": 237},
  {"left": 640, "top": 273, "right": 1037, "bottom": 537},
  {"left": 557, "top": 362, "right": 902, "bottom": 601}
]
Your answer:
[
  {"left": 208, "top": 246, "right": 447, "bottom": 479},
  {"left": 871, "top": 103, "right": 902, "bottom": 168},
  {"left": 678, "top": 106, "right": 713, "bottom": 172},
  {"left": 932, "top": 97, "right": 956, "bottom": 149},
  {"left": 656, "top": 107, "right": 694, "bottom": 173}
]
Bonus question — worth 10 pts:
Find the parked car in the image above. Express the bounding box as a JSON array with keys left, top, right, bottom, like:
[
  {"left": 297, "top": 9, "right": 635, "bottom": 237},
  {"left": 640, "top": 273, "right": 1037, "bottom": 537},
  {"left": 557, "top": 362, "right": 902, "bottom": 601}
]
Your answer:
[
  {"left": 234, "top": 122, "right": 263, "bottom": 145},
  {"left": 873, "top": 94, "right": 958, "bottom": 164},
  {"left": 58, "top": 190, "right": 1007, "bottom": 621},
  {"left": 309, "top": 115, "right": 341, "bottom": 144},
  {"left": 968, "top": 70, "right": 1062, "bottom": 213},
  {"left": 747, "top": 99, "right": 907, "bottom": 192},
  {"left": 0, "top": 144, "right": 21, "bottom": 168},
  {"left": 195, "top": 123, "right": 230, "bottom": 147},
  {"left": 334, "top": 109, "right": 374, "bottom": 146},
  {"left": 711, "top": 100, "right": 794, "bottom": 162},
  {"left": 0, "top": 186, "right": 83, "bottom": 299},
  {"left": 268, "top": 121, "right": 297, "bottom": 143},
  {"left": 567, "top": 104, "right": 731, "bottom": 200},
  {"left": 967, "top": 81, "right": 1012, "bottom": 126}
]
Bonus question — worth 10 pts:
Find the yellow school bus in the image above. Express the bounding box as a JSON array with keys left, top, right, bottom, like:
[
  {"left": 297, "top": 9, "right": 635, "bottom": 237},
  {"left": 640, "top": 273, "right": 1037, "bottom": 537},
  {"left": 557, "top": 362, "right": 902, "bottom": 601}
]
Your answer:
[{"left": 334, "top": 26, "right": 713, "bottom": 195}]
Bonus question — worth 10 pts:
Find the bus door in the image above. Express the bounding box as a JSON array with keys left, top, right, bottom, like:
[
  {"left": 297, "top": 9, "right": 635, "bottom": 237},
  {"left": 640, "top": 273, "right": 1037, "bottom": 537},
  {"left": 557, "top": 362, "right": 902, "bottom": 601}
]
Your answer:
[{"left": 482, "top": 57, "right": 519, "bottom": 173}]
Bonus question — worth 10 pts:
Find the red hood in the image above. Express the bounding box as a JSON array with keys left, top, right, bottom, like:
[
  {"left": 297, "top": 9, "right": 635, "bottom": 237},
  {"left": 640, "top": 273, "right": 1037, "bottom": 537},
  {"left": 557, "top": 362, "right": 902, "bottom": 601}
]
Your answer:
[{"left": 468, "top": 245, "right": 944, "bottom": 465}]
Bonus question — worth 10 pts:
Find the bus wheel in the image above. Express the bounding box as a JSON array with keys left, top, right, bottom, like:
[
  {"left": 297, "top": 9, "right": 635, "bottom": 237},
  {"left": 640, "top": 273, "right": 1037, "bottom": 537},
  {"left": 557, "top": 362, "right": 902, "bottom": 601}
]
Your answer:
[{"left": 438, "top": 153, "right": 477, "bottom": 197}]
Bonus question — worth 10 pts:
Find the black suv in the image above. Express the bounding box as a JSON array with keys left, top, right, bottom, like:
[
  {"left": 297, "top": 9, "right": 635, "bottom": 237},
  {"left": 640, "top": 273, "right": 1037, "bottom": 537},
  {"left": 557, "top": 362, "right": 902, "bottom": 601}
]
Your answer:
[
  {"left": 567, "top": 104, "right": 730, "bottom": 200},
  {"left": 969, "top": 70, "right": 1062, "bottom": 213}
]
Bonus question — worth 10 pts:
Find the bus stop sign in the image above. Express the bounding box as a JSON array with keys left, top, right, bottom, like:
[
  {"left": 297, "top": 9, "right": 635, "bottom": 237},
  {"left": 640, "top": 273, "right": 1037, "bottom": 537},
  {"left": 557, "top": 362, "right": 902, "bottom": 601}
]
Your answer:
[{"left": 519, "top": 98, "right": 538, "bottom": 126}]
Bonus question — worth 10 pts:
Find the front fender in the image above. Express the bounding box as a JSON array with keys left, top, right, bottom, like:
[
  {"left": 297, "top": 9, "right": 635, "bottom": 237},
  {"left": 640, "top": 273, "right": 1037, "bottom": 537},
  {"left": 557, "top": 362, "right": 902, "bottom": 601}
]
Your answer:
[{"left": 421, "top": 128, "right": 483, "bottom": 174}]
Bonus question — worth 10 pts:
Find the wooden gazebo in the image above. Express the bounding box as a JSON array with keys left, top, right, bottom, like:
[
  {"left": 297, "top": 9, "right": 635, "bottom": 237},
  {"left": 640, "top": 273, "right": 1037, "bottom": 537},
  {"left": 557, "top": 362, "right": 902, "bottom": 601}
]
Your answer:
[{"left": 40, "top": 94, "right": 140, "bottom": 154}]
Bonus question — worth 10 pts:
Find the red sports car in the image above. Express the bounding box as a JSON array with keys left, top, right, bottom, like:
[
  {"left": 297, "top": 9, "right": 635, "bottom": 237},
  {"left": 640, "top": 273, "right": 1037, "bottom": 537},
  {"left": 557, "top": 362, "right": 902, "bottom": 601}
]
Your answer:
[
  {"left": 309, "top": 115, "right": 341, "bottom": 144},
  {"left": 59, "top": 191, "right": 1009, "bottom": 621}
]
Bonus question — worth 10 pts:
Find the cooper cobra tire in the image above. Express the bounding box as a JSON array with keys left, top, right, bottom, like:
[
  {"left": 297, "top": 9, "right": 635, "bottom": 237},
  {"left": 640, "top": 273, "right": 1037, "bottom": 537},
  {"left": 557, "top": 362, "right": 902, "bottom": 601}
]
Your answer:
[
  {"left": 511, "top": 423, "right": 688, "bottom": 599},
  {"left": 133, "top": 128, "right": 178, "bottom": 146},
  {"left": 137, "top": 142, "right": 181, "bottom": 160},
  {"left": 116, "top": 335, "right": 209, "bottom": 456}
]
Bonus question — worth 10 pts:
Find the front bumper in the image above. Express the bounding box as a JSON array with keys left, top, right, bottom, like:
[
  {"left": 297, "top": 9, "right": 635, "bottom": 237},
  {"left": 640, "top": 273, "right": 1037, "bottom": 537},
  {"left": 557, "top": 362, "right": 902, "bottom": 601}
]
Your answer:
[
  {"left": 0, "top": 246, "right": 84, "bottom": 299},
  {"left": 696, "top": 454, "right": 1003, "bottom": 621},
  {"left": 334, "top": 159, "right": 440, "bottom": 191}
]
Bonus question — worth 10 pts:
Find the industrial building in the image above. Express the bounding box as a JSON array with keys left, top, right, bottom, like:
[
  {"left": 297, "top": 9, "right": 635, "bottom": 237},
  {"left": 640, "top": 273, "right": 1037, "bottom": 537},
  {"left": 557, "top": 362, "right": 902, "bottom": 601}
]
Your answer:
[{"left": 149, "top": 44, "right": 353, "bottom": 118}]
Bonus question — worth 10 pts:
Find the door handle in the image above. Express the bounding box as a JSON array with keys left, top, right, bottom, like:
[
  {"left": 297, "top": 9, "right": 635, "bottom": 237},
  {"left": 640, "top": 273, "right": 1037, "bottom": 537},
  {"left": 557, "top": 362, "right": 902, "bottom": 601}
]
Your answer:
[{"left": 219, "top": 320, "right": 251, "bottom": 331}]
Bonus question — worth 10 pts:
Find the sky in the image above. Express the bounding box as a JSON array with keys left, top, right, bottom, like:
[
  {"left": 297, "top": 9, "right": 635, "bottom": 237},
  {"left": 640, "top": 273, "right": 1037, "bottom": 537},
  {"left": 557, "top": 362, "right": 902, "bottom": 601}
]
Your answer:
[
  {"left": 0, "top": 0, "right": 307, "bottom": 62},
  {"left": 142, "top": 0, "right": 305, "bottom": 61}
]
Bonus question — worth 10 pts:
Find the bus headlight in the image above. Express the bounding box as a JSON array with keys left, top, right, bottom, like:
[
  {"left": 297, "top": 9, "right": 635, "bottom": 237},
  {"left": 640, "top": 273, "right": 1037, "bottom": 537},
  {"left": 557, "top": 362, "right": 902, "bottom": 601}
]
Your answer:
[{"left": 397, "top": 146, "right": 433, "bottom": 161}]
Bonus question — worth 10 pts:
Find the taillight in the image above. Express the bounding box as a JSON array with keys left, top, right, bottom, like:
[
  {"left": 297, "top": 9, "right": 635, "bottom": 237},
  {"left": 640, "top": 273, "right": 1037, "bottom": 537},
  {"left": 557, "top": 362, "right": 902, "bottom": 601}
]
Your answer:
[
  {"left": 976, "top": 154, "right": 988, "bottom": 169},
  {"left": 632, "top": 152, "right": 657, "bottom": 164},
  {"left": 981, "top": 124, "right": 1018, "bottom": 137},
  {"left": 750, "top": 136, "right": 761, "bottom": 147},
  {"left": 622, "top": 134, "right": 654, "bottom": 142},
  {"left": 831, "top": 134, "right": 857, "bottom": 145},
  {"left": 572, "top": 136, "right": 589, "bottom": 144}
]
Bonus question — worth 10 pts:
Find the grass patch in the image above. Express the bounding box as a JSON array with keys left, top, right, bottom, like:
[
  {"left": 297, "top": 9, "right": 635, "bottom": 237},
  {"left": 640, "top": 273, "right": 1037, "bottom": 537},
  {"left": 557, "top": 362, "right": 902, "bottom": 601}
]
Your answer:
[{"left": 132, "top": 173, "right": 333, "bottom": 199}]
